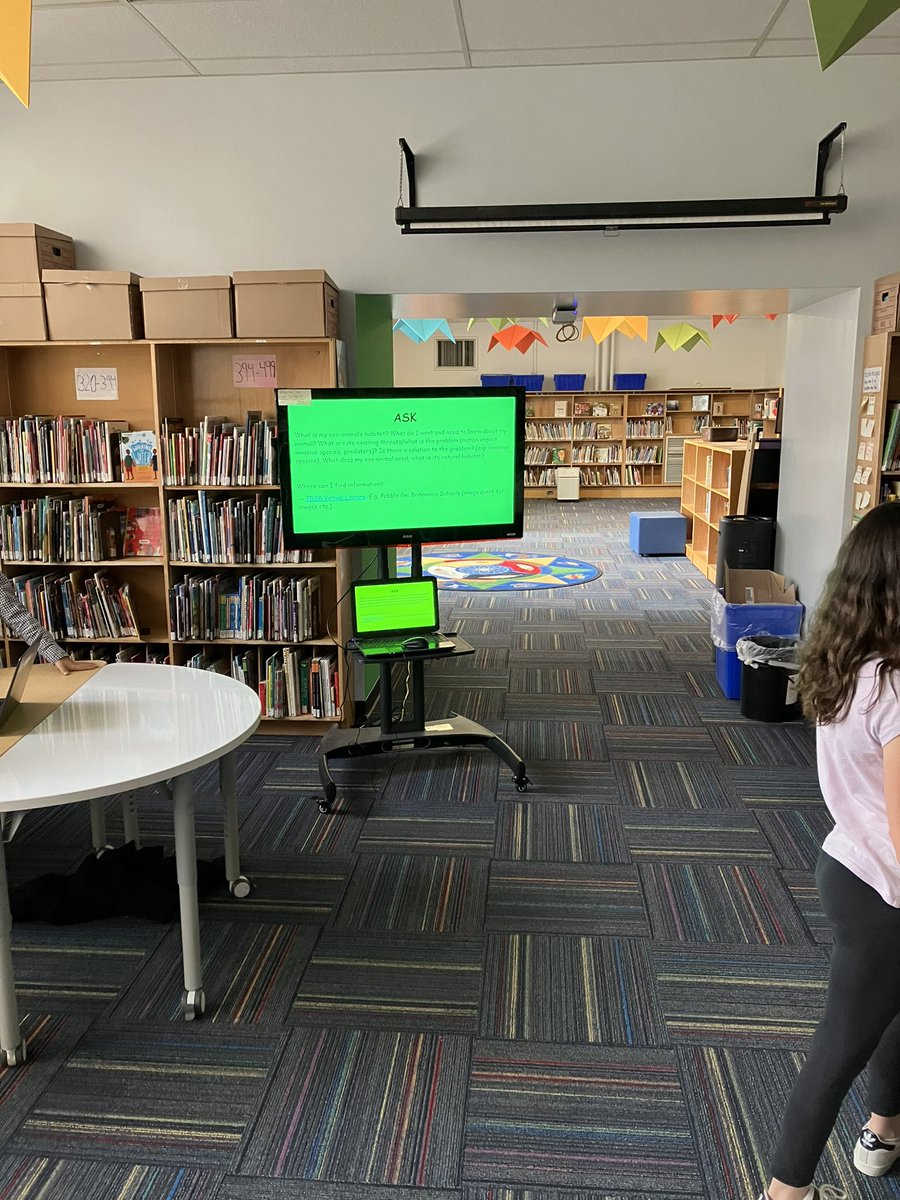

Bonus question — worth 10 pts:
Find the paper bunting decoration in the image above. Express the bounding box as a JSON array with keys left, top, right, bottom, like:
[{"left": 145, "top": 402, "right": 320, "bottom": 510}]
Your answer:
[
  {"left": 654, "top": 323, "right": 712, "bottom": 353},
  {"left": 581, "top": 316, "right": 649, "bottom": 344},
  {"left": 0, "top": 0, "right": 32, "bottom": 107},
  {"left": 487, "top": 325, "right": 548, "bottom": 354},
  {"left": 711, "top": 314, "right": 739, "bottom": 328},
  {"left": 809, "top": 0, "right": 900, "bottom": 68},
  {"left": 764, "top": 313, "right": 779, "bottom": 321},
  {"left": 468, "top": 317, "right": 551, "bottom": 331},
  {"left": 392, "top": 319, "right": 455, "bottom": 344}
]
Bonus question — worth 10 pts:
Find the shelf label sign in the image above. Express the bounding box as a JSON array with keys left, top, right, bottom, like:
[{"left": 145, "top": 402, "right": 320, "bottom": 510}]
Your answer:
[
  {"left": 233, "top": 354, "right": 277, "bottom": 388},
  {"left": 74, "top": 367, "right": 118, "bottom": 400},
  {"left": 863, "top": 366, "right": 883, "bottom": 394}
]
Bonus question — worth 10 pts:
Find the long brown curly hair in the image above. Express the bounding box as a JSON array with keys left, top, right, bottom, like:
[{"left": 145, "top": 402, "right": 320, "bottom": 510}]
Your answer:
[{"left": 798, "top": 502, "right": 900, "bottom": 724}]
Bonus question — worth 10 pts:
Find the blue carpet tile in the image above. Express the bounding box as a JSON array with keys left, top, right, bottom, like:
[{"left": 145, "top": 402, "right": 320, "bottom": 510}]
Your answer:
[{"left": 0, "top": 501, "right": 845, "bottom": 1200}]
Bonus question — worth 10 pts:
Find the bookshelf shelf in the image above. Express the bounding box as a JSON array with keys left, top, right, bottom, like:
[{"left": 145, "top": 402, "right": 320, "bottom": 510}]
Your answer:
[
  {"left": 850, "top": 334, "right": 900, "bottom": 520},
  {"left": 0, "top": 336, "right": 349, "bottom": 730},
  {"left": 680, "top": 438, "right": 750, "bottom": 582}
]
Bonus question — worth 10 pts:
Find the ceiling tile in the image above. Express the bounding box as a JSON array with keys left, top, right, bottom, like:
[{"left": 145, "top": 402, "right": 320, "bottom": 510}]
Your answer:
[
  {"left": 756, "top": 38, "right": 819, "bottom": 56},
  {"left": 32, "top": 60, "right": 196, "bottom": 79},
  {"left": 32, "top": 5, "right": 180, "bottom": 63},
  {"left": 460, "top": 0, "right": 782, "bottom": 49},
  {"left": 849, "top": 35, "right": 900, "bottom": 51},
  {"left": 193, "top": 52, "right": 466, "bottom": 74},
  {"left": 471, "top": 42, "right": 757, "bottom": 67},
  {"left": 135, "top": 0, "right": 461, "bottom": 59},
  {"left": 769, "top": 0, "right": 900, "bottom": 39}
]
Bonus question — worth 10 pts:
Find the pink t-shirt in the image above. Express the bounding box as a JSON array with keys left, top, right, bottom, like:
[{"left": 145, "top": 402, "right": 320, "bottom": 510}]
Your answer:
[{"left": 820, "top": 659, "right": 900, "bottom": 906}]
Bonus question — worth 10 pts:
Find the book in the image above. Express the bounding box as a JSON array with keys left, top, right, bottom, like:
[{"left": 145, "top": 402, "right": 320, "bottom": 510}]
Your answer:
[
  {"left": 123, "top": 507, "right": 162, "bottom": 557},
  {"left": 119, "top": 431, "right": 159, "bottom": 483}
]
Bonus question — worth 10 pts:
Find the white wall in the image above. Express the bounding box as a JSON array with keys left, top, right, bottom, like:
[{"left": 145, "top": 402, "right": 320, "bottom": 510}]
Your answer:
[
  {"left": 394, "top": 317, "right": 786, "bottom": 390},
  {"left": 777, "top": 290, "right": 863, "bottom": 611}
]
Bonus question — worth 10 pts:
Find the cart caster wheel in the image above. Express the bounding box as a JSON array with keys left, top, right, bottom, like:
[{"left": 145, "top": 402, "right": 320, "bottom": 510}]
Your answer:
[
  {"left": 514, "top": 775, "right": 531, "bottom": 794},
  {"left": 317, "top": 799, "right": 332, "bottom": 814},
  {"left": 229, "top": 875, "right": 252, "bottom": 899},
  {"left": 181, "top": 989, "right": 206, "bottom": 1021},
  {"left": 0, "top": 1040, "right": 26, "bottom": 1067},
  {"left": 95, "top": 844, "right": 115, "bottom": 858}
]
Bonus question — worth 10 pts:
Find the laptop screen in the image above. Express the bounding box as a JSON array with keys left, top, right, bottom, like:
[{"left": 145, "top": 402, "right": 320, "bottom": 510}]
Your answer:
[{"left": 352, "top": 578, "right": 439, "bottom": 637}]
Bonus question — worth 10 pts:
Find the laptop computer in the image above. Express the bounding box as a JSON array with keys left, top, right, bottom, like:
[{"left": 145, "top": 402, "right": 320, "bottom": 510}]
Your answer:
[
  {"left": 349, "top": 577, "right": 455, "bottom": 659},
  {"left": 0, "top": 639, "right": 40, "bottom": 732}
]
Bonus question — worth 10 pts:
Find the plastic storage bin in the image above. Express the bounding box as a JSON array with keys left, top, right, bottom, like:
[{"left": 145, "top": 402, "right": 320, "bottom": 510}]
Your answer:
[
  {"left": 553, "top": 373, "right": 587, "bottom": 391},
  {"left": 613, "top": 373, "right": 647, "bottom": 390},
  {"left": 512, "top": 374, "right": 544, "bottom": 391},
  {"left": 556, "top": 466, "right": 580, "bottom": 501},
  {"left": 480, "top": 374, "right": 513, "bottom": 387}
]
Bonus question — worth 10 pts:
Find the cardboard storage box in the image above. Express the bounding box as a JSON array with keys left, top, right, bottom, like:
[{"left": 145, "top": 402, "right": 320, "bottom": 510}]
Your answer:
[
  {"left": 141, "top": 275, "right": 233, "bottom": 339},
  {"left": 710, "top": 569, "right": 803, "bottom": 700},
  {"left": 233, "top": 270, "right": 339, "bottom": 338},
  {"left": 0, "top": 283, "right": 47, "bottom": 341},
  {"left": 0, "top": 224, "right": 74, "bottom": 284},
  {"left": 873, "top": 272, "right": 900, "bottom": 335},
  {"left": 43, "top": 270, "right": 143, "bottom": 341}
]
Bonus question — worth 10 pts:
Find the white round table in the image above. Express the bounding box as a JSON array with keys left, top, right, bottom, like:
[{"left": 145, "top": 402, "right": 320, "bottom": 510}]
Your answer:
[{"left": 0, "top": 663, "right": 260, "bottom": 1064}]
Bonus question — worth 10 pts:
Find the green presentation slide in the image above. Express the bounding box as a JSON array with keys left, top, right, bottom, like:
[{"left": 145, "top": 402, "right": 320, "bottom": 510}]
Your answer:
[
  {"left": 284, "top": 395, "right": 517, "bottom": 534},
  {"left": 354, "top": 580, "right": 436, "bottom": 633}
]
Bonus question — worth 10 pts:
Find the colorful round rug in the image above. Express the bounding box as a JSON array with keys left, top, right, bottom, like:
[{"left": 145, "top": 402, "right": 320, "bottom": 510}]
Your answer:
[{"left": 397, "top": 551, "right": 601, "bottom": 591}]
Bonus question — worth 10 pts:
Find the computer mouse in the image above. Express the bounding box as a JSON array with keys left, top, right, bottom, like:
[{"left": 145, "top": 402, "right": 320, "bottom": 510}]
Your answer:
[{"left": 402, "top": 636, "right": 430, "bottom": 650}]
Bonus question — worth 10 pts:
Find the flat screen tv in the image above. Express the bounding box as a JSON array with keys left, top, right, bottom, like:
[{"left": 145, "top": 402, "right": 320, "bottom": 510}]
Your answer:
[{"left": 276, "top": 387, "right": 525, "bottom": 549}]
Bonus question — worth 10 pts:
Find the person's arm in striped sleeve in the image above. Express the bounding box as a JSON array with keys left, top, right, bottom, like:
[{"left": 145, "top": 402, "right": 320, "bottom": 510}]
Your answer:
[{"left": 0, "top": 573, "right": 101, "bottom": 674}]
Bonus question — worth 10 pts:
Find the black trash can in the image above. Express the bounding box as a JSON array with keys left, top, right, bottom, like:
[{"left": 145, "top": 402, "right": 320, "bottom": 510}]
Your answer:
[
  {"left": 716, "top": 516, "right": 776, "bottom": 589},
  {"left": 737, "top": 636, "right": 802, "bottom": 722}
]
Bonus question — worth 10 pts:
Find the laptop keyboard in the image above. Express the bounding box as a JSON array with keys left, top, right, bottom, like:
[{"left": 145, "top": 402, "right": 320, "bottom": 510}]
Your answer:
[{"left": 356, "top": 637, "right": 427, "bottom": 651}]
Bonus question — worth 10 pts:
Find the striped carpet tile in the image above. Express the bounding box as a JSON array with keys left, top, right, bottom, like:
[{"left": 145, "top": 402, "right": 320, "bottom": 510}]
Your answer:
[
  {"left": 462, "top": 1040, "right": 701, "bottom": 1191},
  {"left": 191, "top": 749, "right": 281, "bottom": 798},
  {"left": 621, "top": 812, "right": 775, "bottom": 861},
  {"left": 485, "top": 864, "right": 649, "bottom": 935},
  {"left": 426, "top": 646, "right": 509, "bottom": 671},
  {"left": 710, "top": 724, "right": 818, "bottom": 768},
  {"left": 426, "top": 687, "right": 507, "bottom": 723},
  {"left": 503, "top": 721, "right": 608, "bottom": 762},
  {"left": 615, "top": 760, "right": 741, "bottom": 810},
  {"left": 0, "top": 1013, "right": 92, "bottom": 1143},
  {"left": 10, "top": 921, "right": 164, "bottom": 1013},
  {"left": 641, "top": 606, "right": 709, "bottom": 623},
  {"left": 727, "top": 768, "right": 824, "bottom": 806},
  {"left": 582, "top": 619, "right": 655, "bottom": 640},
  {"left": 513, "top": 608, "right": 583, "bottom": 623},
  {"left": 8, "top": 1026, "right": 281, "bottom": 1165},
  {"left": 428, "top": 673, "right": 510, "bottom": 691},
  {"left": 240, "top": 792, "right": 372, "bottom": 855},
  {"left": 677, "top": 1045, "right": 895, "bottom": 1200},
  {"left": 379, "top": 754, "right": 500, "bottom": 807},
  {"left": 237, "top": 1028, "right": 469, "bottom": 1186},
  {"left": 289, "top": 933, "right": 482, "bottom": 1032},
  {"left": 465, "top": 1188, "right": 702, "bottom": 1200},
  {"left": 0, "top": 1156, "right": 218, "bottom": 1198},
  {"left": 593, "top": 648, "right": 674, "bottom": 673},
  {"left": 753, "top": 807, "right": 834, "bottom": 869},
  {"left": 597, "top": 694, "right": 700, "bottom": 727},
  {"left": 640, "top": 863, "right": 811, "bottom": 945},
  {"left": 503, "top": 695, "right": 601, "bottom": 721},
  {"left": 657, "top": 632, "right": 714, "bottom": 661},
  {"left": 494, "top": 803, "right": 630, "bottom": 864},
  {"left": 479, "top": 934, "right": 666, "bottom": 1046},
  {"left": 604, "top": 727, "right": 720, "bottom": 762},
  {"left": 109, "top": 921, "right": 318, "bottom": 1025},
  {"left": 591, "top": 670, "right": 690, "bottom": 695},
  {"left": 682, "top": 668, "right": 728, "bottom": 699},
  {"left": 495, "top": 762, "right": 623, "bottom": 805},
  {"left": 507, "top": 667, "right": 596, "bottom": 694},
  {"left": 652, "top": 944, "right": 828, "bottom": 1048},
  {"left": 334, "top": 855, "right": 489, "bottom": 934},
  {"left": 221, "top": 1181, "right": 460, "bottom": 1199},
  {"left": 357, "top": 802, "right": 498, "bottom": 857},
  {"left": 514, "top": 633, "right": 589, "bottom": 652},
  {"left": 781, "top": 870, "right": 833, "bottom": 944},
  {"left": 201, "top": 857, "right": 353, "bottom": 925}
]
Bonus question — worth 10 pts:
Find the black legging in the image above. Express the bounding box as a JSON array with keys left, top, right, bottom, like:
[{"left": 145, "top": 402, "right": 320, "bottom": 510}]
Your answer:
[{"left": 771, "top": 850, "right": 900, "bottom": 1186}]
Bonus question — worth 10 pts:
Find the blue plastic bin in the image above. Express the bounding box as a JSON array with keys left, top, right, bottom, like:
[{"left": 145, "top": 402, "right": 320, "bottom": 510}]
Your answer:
[
  {"left": 512, "top": 374, "right": 544, "bottom": 391},
  {"left": 712, "top": 598, "right": 805, "bottom": 700},
  {"left": 480, "top": 374, "right": 514, "bottom": 387},
  {"left": 614, "top": 373, "right": 647, "bottom": 390},
  {"left": 553, "top": 374, "right": 587, "bottom": 391}
]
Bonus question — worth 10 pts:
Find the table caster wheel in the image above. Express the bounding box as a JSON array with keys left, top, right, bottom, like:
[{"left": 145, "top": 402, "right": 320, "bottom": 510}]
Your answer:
[
  {"left": 317, "top": 798, "right": 332, "bottom": 814},
  {"left": 181, "top": 988, "right": 206, "bottom": 1021},
  {"left": 0, "top": 1040, "right": 26, "bottom": 1067},
  {"left": 229, "top": 875, "right": 253, "bottom": 899}
]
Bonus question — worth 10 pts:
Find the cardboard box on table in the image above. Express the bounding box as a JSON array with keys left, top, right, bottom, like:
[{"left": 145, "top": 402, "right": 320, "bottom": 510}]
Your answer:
[
  {"left": 710, "top": 568, "right": 804, "bottom": 699},
  {"left": 140, "top": 276, "right": 234, "bottom": 339},
  {"left": 233, "top": 270, "right": 339, "bottom": 338},
  {"left": 43, "top": 271, "right": 143, "bottom": 341},
  {"left": 0, "top": 224, "right": 74, "bottom": 284},
  {"left": 0, "top": 283, "right": 47, "bottom": 340}
]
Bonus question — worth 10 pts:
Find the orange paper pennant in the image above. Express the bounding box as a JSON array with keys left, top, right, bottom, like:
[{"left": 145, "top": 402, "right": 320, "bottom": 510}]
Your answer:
[
  {"left": 487, "top": 324, "right": 549, "bottom": 354},
  {"left": 711, "top": 314, "right": 739, "bottom": 328}
]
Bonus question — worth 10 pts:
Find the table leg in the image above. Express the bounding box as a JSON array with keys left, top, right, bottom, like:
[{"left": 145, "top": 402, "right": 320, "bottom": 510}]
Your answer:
[
  {"left": 0, "top": 841, "right": 25, "bottom": 1066},
  {"left": 121, "top": 791, "right": 141, "bottom": 849},
  {"left": 219, "top": 752, "right": 251, "bottom": 899},
  {"left": 172, "top": 772, "right": 205, "bottom": 1021},
  {"left": 89, "top": 797, "right": 108, "bottom": 854}
]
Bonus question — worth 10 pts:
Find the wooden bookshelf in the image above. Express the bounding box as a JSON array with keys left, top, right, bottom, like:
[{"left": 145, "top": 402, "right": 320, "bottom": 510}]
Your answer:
[
  {"left": 680, "top": 438, "right": 750, "bottom": 581},
  {"left": 850, "top": 333, "right": 900, "bottom": 522},
  {"left": 0, "top": 337, "right": 351, "bottom": 731},
  {"left": 523, "top": 389, "right": 779, "bottom": 501}
]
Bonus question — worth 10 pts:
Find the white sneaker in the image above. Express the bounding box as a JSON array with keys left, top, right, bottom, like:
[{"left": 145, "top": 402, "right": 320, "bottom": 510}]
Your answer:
[
  {"left": 854, "top": 1125, "right": 900, "bottom": 1176},
  {"left": 757, "top": 1188, "right": 847, "bottom": 1200}
]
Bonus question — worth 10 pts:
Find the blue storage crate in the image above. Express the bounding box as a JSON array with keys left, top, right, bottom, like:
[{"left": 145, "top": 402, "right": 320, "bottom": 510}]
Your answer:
[
  {"left": 553, "top": 373, "right": 587, "bottom": 391},
  {"left": 613, "top": 373, "right": 647, "bottom": 390},
  {"left": 512, "top": 374, "right": 544, "bottom": 391},
  {"left": 480, "top": 374, "right": 513, "bottom": 387},
  {"left": 711, "top": 592, "right": 804, "bottom": 700},
  {"left": 715, "top": 647, "right": 744, "bottom": 701}
]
